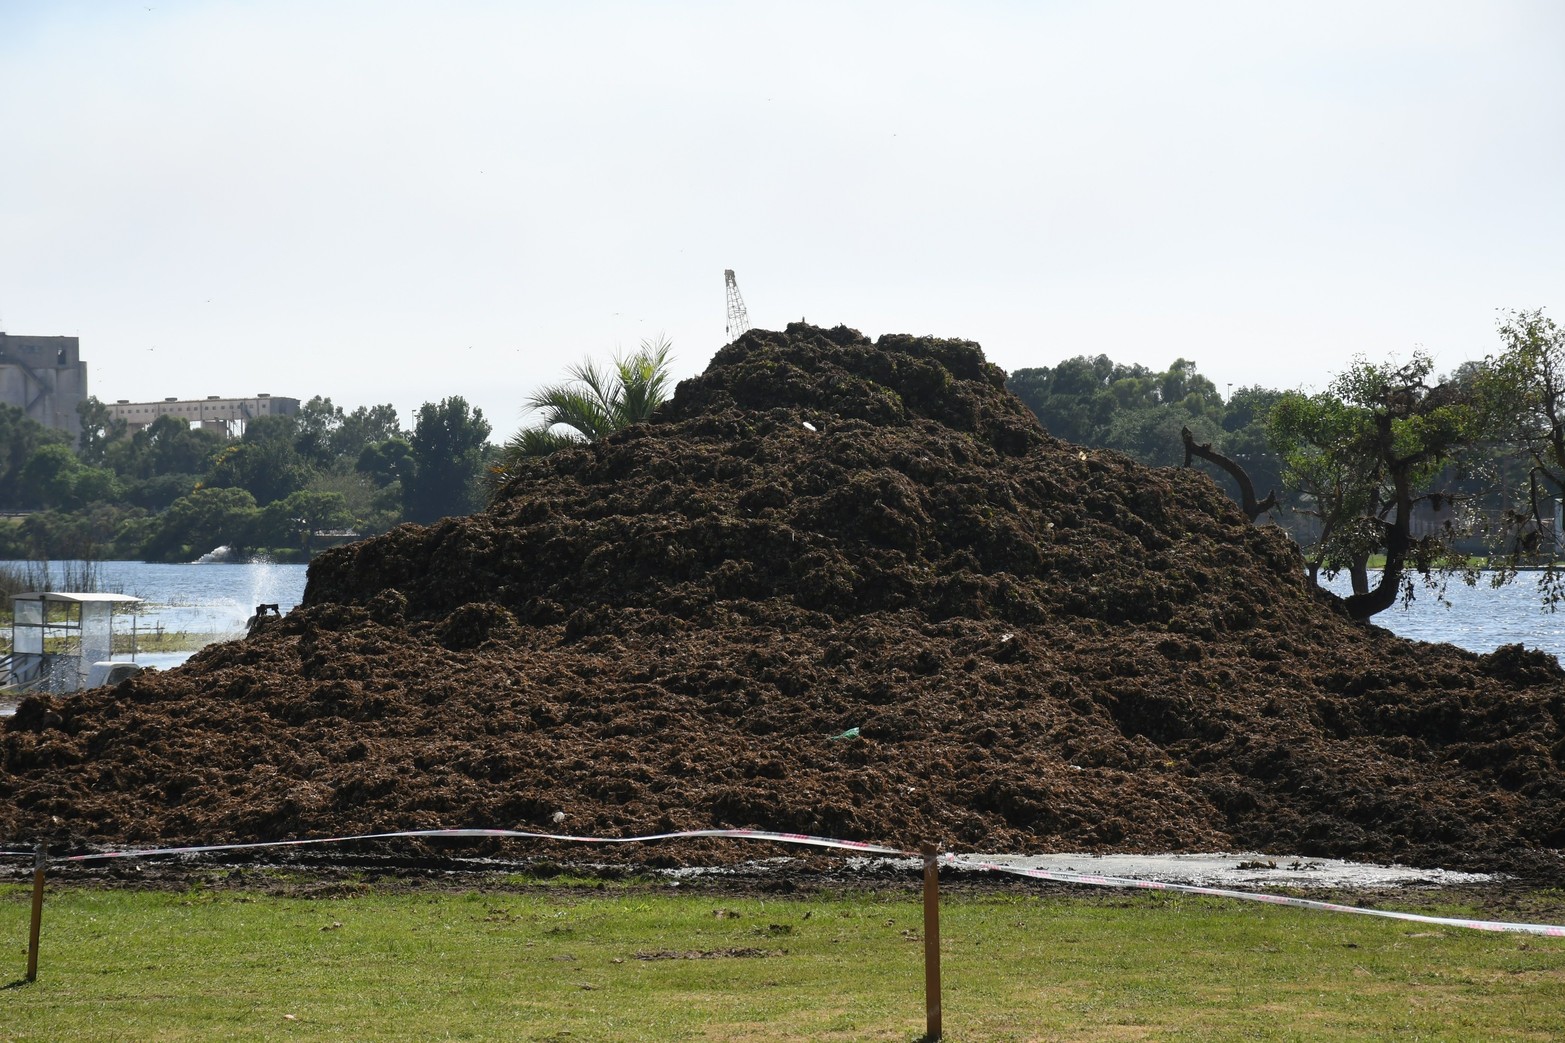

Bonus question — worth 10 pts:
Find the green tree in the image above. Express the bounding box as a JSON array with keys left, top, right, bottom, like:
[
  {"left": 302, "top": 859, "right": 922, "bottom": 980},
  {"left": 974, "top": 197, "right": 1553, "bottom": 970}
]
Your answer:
[
  {"left": 306, "top": 469, "right": 401, "bottom": 537},
  {"left": 139, "top": 487, "right": 261, "bottom": 562},
  {"left": 255, "top": 490, "right": 354, "bottom": 554},
  {"left": 403, "top": 397, "right": 491, "bottom": 524},
  {"left": 11, "top": 509, "right": 94, "bottom": 560},
  {"left": 488, "top": 337, "right": 675, "bottom": 498},
  {"left": 1485, "top": 310, "right": 1565, "bottom": 551},
  {"left": 1104, "top": 407, "right": 1223, "bottom": 468},
  {"left": 333, "top": 404, "right": 403, "bottom": 461},
  {"left": 1267, "top": 354, "right": 1496, "bottom": 619},
  {"left": 1454, "top": 308, "right": 1565, "bottom": 612},
  {"left": 6, "top": 503, "right": 147, "bottom": 559},
  {"left": 205, "top": 414, "right": 312, "bottom": 504},
  {"left": 105, "top": 415, "right": 224, "bottom": 481},
  {"left": 1008, "top": 355, "right": 1126, "bottom": 446},
  {"left": 121, "top": 473, "right": 203, "bottom": 512},
  {"left": 76, "top": 396, "right": 127, "bottom": 466},
  {"left": 292, "top": 396, "right": 344, "bottom": 469},
  {"left": 1008, "top": 355, "right": 1224, "bottom": 455},
  {"left": 17, "top": 443, "right": 87, "bottom": 509},
  {"left": 288, "top": 398, "right": 403, "bottom": 475},
  {"left": 356, "top": 437, "right": 413, "bottom": 488},
  {"left": 1010, "top": 358, "right": 1298, "bottom": 522},
  {"left": 0, "top": 404, "right": 70, "bottom": 506},
  {"left": 108, "top": 511, "right": 160, "bottom": 558},
  {"left": 16, "top": 443, "right": 121, "bottom": 510}
]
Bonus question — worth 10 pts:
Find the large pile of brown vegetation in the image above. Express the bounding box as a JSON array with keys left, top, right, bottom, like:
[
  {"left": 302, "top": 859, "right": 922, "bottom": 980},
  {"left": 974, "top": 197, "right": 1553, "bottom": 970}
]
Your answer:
[{"left": 5, "top": 323, "right": 1565, "bottom": 874}]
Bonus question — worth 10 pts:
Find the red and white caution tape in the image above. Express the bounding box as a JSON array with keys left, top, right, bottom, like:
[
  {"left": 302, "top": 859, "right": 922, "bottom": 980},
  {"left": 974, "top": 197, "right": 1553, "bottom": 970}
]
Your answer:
[
  {"left": 7, "top": 826, "right": 1565, "bottom": 937},
  {"left": 53, "top": 827, "right": 907, "bottom": 863},
  {"left": 942, "top": 854, "right": 1565, "bottom": 938}
]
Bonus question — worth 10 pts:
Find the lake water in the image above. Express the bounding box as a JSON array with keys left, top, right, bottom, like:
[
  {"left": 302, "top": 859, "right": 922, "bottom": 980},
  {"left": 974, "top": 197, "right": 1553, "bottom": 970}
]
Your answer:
[{"left": 1321, "top": 570, "right": 1565, "bottom": 664}]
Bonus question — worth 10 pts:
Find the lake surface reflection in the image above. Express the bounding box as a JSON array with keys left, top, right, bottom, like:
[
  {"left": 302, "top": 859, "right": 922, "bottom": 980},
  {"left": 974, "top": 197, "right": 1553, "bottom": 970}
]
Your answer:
[{"left": 1321, "top": 570, "right": 1565, "bottom": 664}]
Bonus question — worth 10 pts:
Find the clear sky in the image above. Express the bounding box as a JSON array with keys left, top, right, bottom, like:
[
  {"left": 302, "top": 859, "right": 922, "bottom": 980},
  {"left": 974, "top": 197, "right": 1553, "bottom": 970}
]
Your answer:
[{"left": 3, "top": 1, "right": 1562, "bottom": 439}]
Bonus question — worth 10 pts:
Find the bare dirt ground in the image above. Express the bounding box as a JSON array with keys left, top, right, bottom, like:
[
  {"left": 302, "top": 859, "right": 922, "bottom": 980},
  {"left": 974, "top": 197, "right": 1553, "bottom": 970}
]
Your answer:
[{"left": 5, "top": 324, "right": 1565, "bottom": 881}]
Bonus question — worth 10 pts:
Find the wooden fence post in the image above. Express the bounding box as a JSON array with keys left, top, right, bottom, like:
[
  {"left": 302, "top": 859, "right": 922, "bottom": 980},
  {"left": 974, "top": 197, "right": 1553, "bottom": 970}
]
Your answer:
[
  {"left": 922, "top": 842, "right": 942, "bottom": 1042},
  {"left": 25, "top": 840, "right": 46, "bottom": 983}
]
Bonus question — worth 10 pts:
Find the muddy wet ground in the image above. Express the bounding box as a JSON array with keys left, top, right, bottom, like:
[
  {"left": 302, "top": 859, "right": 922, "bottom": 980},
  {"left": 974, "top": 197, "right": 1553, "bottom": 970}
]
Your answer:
[
  {"left": 5, "top": 324, "right": 1565, "bottom": 881},
  {"left": 6, "top": 849, "right": 1558, "bottom": 934}
]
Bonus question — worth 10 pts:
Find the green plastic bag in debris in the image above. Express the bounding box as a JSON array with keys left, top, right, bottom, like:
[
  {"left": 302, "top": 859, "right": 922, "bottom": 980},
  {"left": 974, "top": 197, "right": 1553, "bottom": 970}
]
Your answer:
[{"left": 828, "top": 727, "right": 861, "bottom": 741}]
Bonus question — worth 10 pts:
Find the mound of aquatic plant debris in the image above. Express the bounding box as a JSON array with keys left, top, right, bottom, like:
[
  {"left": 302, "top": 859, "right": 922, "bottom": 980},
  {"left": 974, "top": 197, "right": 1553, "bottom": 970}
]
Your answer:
[{"left": 5, "top": 323, "right": 1565, "bottom": 875}]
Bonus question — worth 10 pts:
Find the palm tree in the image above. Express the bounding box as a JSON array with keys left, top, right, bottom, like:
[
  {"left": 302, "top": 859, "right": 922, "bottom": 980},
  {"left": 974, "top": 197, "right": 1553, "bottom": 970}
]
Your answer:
[{"left": 488, "top": 337, "right": 675, "bottom": 500}]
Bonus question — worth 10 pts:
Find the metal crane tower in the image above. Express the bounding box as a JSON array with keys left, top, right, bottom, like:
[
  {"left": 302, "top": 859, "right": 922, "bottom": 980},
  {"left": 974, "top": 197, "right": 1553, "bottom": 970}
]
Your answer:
[{"left": 724, "top": 269, "right": 751, "bottom": 342}]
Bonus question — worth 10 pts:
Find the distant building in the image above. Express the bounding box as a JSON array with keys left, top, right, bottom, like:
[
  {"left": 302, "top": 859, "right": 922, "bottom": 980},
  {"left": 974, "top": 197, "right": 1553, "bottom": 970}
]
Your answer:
[
  {"left": 105, "top": 394, "right": 301, "bottom": 438},
  {"left": 0, "top": 333, "right": 89, "bottom": 440}
]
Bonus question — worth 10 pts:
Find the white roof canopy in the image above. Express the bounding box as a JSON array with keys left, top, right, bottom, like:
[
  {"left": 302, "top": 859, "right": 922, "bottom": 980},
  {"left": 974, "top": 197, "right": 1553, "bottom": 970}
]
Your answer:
[{"left": 12, "top": 592, "right": 143, "bottom": 604}]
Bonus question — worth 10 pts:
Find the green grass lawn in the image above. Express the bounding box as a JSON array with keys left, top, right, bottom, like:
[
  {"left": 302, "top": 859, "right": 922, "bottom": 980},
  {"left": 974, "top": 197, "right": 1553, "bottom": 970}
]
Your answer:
[{"left": 5, "top": 881, "right": 1565, "bottom": 1041}]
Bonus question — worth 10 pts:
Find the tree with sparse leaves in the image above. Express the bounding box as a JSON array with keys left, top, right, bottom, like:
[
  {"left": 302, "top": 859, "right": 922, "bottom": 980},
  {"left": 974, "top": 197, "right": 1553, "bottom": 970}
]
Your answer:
[
  {"left": 1266, "top": 354, "right": 1498, "bottom": 620},
  {"left": 1472, "top": 308, "right": 1565, "bottom": 604}
]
